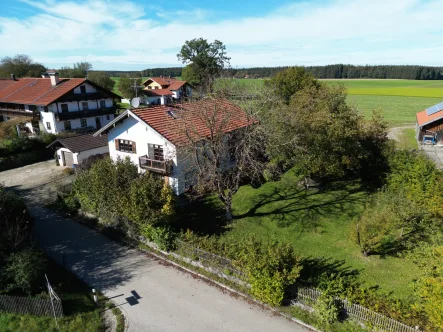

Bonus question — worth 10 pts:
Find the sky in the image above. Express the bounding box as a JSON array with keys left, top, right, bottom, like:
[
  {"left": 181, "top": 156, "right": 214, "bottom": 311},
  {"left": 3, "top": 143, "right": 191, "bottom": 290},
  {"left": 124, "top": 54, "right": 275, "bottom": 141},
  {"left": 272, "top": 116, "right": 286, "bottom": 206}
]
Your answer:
[{"left": 0, "top": 0, "right": 443, "bottom": 70}]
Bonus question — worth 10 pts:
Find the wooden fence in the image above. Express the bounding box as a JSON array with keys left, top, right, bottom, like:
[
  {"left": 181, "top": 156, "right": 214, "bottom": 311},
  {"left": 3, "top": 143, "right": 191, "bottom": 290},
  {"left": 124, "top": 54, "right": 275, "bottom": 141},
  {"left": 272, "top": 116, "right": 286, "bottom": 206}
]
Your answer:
[
  {"left": 0, "top": 294, "right": 63, "bottom": 318},
  {"left": 293, "top": 287, "right": 419, "bottom": 332}
]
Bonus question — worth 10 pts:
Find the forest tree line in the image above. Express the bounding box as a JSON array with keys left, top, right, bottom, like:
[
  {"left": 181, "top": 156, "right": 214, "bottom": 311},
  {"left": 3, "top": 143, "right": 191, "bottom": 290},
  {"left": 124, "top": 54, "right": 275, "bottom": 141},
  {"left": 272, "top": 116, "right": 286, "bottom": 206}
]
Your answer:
[{"left": 111, "top": 64, "right": 443, "bottom": 80}]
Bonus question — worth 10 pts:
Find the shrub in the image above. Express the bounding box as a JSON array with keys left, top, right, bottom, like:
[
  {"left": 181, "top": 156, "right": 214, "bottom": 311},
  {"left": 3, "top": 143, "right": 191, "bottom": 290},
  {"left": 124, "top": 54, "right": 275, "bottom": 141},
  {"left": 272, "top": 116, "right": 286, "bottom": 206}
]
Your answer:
[
  {"left": 0, "top": 185, "right": 32, "bottom": 258},
  {"left": 3, "top": 248, "right": 46, "bottom": 295},
  {"left": 235, "top": 236, "right": 302, "bottom": 306},
  {"left": 142, "top": 224, "right": 176, "bottom": 251},
  {"left": 314, "top": 291, "right": 340, "bottom": 326}
]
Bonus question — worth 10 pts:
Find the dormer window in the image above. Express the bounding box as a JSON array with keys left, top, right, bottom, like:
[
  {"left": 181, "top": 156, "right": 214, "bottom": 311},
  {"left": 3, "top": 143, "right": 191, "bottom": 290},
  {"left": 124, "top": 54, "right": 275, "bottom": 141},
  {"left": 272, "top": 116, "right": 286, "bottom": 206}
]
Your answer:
[{"left": 80, "top": 85, "right": 86, "bottom": 94}]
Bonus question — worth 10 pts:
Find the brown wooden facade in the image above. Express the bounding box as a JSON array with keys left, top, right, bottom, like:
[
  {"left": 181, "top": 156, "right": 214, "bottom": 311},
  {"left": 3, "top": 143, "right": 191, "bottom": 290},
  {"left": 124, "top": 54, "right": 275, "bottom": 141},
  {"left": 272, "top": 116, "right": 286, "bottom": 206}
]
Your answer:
[{"left": 418, "top": 116, "right": 443, "bottom": 144}]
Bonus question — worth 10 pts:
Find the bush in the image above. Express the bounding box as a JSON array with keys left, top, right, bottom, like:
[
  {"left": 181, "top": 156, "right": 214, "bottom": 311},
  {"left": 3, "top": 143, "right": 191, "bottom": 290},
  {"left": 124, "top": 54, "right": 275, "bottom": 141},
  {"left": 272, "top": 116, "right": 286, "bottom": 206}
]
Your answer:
[
  {"left": 73, "top": 157, "right": 175, "bottom": 234},
  {"left": 0, "top": 185, "right": 32, "bottom": 258},
  {"left": 142, "top": 224, "right": 177, "bottom": 251},
  {"left": 235, "top": 236, "right": 302, "bottom": 306},
  {"left": 3, "top": 248, "right": 46, "bottom": 295}
]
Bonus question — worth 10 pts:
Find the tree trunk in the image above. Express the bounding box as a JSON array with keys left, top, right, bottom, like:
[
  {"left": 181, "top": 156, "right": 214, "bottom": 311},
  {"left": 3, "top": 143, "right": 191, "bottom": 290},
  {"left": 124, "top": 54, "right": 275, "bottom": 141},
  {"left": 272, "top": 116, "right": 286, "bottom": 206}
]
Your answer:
[{"left": 225, "top": 202, "right": 233, "bottom": 221}]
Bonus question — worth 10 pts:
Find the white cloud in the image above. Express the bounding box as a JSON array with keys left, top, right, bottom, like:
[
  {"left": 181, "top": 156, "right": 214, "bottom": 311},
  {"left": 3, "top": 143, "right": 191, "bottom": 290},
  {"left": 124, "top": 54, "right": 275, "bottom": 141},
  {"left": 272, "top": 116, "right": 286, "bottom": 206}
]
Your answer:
[{"left": 1, "top": 0, "right": 443, "bottom": 69}]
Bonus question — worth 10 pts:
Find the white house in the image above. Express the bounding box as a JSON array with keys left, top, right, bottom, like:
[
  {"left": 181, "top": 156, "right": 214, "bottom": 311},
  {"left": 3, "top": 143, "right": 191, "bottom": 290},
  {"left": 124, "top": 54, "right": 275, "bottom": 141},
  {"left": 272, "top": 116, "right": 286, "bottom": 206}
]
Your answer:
[
  {"left": 93, "top": 100, "right": 251, "bottom": 195},
  {"left": 139, "top": 77, "right": 192, "bottom": 106},
  {"left": 0, "top": 71, "right": 121, "bottom": 134},
  {"left": 47, "top": 134, "right": 109, "bottom": 167}
]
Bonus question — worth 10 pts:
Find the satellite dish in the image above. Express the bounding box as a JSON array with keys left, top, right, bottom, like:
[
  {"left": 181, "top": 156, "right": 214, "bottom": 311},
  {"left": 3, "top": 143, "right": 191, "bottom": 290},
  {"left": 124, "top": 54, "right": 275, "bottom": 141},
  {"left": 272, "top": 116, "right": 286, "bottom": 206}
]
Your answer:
[{"left": 131, "top": 97, "right": 140, "bottom": 108}]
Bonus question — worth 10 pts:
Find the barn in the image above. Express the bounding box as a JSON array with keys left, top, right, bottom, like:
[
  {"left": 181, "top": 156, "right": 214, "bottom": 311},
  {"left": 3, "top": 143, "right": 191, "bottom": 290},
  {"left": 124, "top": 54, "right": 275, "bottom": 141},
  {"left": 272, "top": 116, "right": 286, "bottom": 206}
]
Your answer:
[
  {"left": 416, "top": 102, "right": 443, "bottom": 145},
  {"left": 47, "top": 134, "right": 109, "bottom": 167}
]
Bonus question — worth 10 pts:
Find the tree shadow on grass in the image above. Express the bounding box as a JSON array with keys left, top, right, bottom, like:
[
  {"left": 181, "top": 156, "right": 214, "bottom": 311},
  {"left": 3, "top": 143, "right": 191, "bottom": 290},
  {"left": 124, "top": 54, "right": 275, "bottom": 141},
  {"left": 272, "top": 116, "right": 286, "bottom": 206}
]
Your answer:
[
  {"left": 175, "top": 196, "right": 228, "bottom": 236},
  {"left": 233, "top": 180, "right": 366, "bottom": 232}
]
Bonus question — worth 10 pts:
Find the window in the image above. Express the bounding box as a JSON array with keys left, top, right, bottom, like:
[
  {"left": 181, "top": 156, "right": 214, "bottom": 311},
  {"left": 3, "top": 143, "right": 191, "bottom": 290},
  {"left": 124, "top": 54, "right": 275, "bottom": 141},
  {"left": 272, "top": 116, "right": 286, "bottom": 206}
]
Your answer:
[
  {"left": 106, "top": 115, "right": 110, "bottom": 120},
  {"left": 43, "top": 106, "right": 49, "bottom": 112},
  {"left": 148, "top": 86, "right": 152, "bottom": 90},
  {"left": 148, "top": 144, "right": 164, "bottom": 161},
  {"left": 64, "top": 121, "right": 71, "bottom": 130},
  {"left": 46, "top": 122, "right": 51, "bottom": 130},
  {"left": 80, "top": 85, "right": 86, "bottom": 94},
  {"left": 60, "top": 104, "right": 68, "bottom": 113},
  {"left": 82, "top": 102, "right": 88, "bottom": 111},
  {"left": 100, "top": 100, "right": 106, "bottom": 109},
  {"left": 80, "top": 118, "right": 87, "bottom": 127},
  {"left": 116, "top": 139, "right": 136, "bottom": 153},
  {"left": 155, "top": 86, "right": 159, "bottom": 89}
]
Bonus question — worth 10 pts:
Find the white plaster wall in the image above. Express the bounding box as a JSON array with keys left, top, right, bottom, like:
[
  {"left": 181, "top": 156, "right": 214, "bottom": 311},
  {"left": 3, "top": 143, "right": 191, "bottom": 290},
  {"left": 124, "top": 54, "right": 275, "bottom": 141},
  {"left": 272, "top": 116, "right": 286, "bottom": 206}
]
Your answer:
[
  {"left": 107, "top": 115, "right": 181, "bottom": 194},
  {"left": 73, "top": 83, "right": 97, "bottom": 94},
  {"left": 40, "top": 110, "right": 56, "bottom": 133},
  {"left": 77, "top": 146, "right": 109, "bottom": 163},
  {"left": 56, "top": 146, "right": 108, "bottom": 166}
]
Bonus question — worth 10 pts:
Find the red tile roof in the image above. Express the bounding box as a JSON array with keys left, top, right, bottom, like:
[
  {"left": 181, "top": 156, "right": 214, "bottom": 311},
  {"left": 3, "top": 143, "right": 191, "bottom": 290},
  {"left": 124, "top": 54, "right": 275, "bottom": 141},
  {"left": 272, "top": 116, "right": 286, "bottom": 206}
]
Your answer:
[
  {"left": 168, "top": 81, "right": 186, "bottom": 90},
  {"left": 132, "top": 99, "right": 254, "bottom": 146},
  {"left": 143, "top": 89, "right": 174, "bottom": 97},
  {"left": 417, "top": 109, "right": 443, "bottom": 127},
  {"left": 0, "top": 79, "right": 18, "bottom": 91},
  {"left": 0, "top": 78, "right": 85, "bottom": 106}
]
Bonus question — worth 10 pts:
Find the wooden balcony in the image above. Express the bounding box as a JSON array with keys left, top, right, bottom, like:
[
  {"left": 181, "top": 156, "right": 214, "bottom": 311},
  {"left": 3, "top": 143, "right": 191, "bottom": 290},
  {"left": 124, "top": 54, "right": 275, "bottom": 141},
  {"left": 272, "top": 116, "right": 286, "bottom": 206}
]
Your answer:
[
  {"left": 56, "top": 107, "right": 116, "bottom": 121},
  {"left": 139, "top": 156, "right": 172, "bottom": 174},
  {"left": 0, "top": 107, "right": 39, "bottom": 120}
]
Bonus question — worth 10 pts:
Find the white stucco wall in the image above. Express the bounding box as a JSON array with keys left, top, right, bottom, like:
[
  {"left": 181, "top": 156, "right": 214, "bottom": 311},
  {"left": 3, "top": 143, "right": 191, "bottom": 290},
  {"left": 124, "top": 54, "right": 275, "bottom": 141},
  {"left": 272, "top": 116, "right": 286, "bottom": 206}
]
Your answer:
[
  {"left": 73, "top": 83, "right": 97, "bottom": 94},
  {"left": 40, "top": 110, "right": 56, "bottom": 133},
  {"left": 106, "top": 115, "right": 183, "bottom": 194},
  {"left": 56, "top": 145, "right": 109, "bottom": 166}
]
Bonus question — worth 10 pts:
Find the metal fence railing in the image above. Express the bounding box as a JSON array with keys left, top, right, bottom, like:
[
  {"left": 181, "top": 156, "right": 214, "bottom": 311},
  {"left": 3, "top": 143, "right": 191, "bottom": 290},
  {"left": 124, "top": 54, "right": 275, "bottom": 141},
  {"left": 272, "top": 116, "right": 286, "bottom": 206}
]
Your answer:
[{"left": 0, "top": 294, "right": 63, "bottom": 318}]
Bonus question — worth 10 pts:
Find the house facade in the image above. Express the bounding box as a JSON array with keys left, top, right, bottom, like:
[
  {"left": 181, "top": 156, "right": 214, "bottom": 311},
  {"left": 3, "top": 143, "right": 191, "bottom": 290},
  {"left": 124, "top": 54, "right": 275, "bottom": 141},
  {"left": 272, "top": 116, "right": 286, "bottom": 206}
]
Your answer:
[
  {"left": 93, "top": 100, "right": 251, "bottom": 195},
  {"left": 47, "top": 134, "right": 109, "bottom": 167},
  {"left": 0, "top": 71, "right": 120, "bottom": 134},
  {"left": 140, "top": 77, "right": 192, "bottom": 105},
  {"left": 416, "top": 101, "right": 443, "bottom": 145}
]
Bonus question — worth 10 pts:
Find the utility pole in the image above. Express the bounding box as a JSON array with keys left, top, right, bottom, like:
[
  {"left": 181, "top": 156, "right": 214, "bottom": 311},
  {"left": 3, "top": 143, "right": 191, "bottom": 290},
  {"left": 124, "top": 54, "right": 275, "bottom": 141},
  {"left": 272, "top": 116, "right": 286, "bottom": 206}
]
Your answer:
[{"left": 130, "top": 78, "right": 144, "bottom": 98}]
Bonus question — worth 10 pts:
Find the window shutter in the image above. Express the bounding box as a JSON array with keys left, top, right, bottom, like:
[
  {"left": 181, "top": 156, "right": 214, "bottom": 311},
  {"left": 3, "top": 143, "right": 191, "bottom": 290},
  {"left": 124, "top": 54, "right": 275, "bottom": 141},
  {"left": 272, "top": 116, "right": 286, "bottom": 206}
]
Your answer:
[
  {"left": 148, "top": 144, "right": 154, "bottom": 159},
  {"left": 115, "top": 139, "right": 119, "bottom": 151},
  {"left": 132, "top": 141, "right": 137, "bottom": 153}
]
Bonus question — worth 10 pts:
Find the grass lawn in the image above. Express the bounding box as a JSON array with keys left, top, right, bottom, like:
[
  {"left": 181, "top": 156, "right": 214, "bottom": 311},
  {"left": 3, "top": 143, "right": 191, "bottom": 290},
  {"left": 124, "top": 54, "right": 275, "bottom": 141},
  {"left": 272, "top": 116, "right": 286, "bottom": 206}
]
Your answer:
[
  {"left": 0, "top": 259, "right": 104, "bottom": 332},
  {"left": 181, "top": 170, "right": 421, "bottom": 299},
  {"left": 396, "top": 128, "right": 418, "bottom": 150}
]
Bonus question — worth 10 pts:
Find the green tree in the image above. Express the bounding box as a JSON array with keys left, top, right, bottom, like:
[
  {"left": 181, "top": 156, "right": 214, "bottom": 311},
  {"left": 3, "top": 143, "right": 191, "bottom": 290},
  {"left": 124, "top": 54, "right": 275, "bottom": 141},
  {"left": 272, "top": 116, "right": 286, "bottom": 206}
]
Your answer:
[
  {"left": 0, "top": 54, "right": 46, "bottom": 78},
  {"left": 87, "top": 71, "right": 115, "bottom": 91},
  {"left": 181, "top": 64, "right": 200, "bottom": 86},
  {"left": 58, "top": 62, "right": 92, "bottom": 78},
  {"left": 117, "top": 75, "right": 141, "bottom": 99},
  {"left": 265, "top": 67, "right": 319, "bottom": 104},
  {"left": 177, "top": 38, "right": 230, "bottom": 89}
]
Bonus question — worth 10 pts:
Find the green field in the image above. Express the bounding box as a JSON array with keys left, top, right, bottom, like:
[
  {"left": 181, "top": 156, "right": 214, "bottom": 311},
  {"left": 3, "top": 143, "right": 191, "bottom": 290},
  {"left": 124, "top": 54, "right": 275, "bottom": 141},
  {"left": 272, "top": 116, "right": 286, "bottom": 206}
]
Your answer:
[{"left": 323, "top": 79, "right": 443, "bottom": 126}]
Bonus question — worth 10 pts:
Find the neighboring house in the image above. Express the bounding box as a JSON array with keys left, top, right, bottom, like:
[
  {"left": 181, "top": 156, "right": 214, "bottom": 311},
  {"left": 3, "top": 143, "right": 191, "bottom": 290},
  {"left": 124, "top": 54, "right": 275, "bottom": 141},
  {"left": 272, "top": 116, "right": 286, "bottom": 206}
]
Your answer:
[
  {"left": 0, "top": 71, "right": 121, "bottom": 134},
  {"left": 93, "top": 100, "right": 251, "bottom": 195},
  {"left": 140, "top": 77, "right": 192, "bottom": 105},
  {"left": 0, "top": 76, "right": 18, "bottom": 122},
  {"left": 47, "top": 134, "right": 109, "bottom": 167},
  {"left": 416, "top": 101, "right": 443, "bottom": 145}
]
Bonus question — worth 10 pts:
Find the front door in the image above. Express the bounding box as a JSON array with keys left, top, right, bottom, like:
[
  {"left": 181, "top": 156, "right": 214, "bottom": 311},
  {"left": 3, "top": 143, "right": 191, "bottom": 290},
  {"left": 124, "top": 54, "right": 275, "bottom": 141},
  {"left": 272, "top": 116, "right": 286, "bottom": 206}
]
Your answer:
[
  {"left": 63, "top": 151, "right": 74, "bottom": 167},
  {"left": 95, "top": 117, "right": 101, "bottom": 129}
]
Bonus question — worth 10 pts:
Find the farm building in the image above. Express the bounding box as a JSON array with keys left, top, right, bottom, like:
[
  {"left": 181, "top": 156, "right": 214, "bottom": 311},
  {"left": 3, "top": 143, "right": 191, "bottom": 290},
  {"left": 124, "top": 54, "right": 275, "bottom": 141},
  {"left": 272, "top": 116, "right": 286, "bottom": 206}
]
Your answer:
[
  {"left": 416, "top": 102, "right": 443, "bottom": 145},
  {"left": 47, "top": 134, "right": 109, "bottom": 167}
]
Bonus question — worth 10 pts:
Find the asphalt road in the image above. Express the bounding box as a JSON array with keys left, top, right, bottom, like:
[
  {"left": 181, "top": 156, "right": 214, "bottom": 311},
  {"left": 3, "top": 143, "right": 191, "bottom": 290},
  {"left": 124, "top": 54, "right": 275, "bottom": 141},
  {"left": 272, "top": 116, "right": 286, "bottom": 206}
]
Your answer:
[{"left": 1, "top": 162, "right": 308, "bottom": 332}]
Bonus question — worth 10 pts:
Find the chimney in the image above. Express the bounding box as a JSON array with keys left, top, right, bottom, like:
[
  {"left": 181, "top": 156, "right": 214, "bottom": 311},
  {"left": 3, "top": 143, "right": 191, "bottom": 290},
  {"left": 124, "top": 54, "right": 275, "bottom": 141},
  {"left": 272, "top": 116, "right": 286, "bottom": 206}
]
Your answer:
[
  {"left": 10, "top": 74, "right": 16, "bottom": 81},
  {"left": 47, "top": 70, "right": 60, "bottom": 86}
]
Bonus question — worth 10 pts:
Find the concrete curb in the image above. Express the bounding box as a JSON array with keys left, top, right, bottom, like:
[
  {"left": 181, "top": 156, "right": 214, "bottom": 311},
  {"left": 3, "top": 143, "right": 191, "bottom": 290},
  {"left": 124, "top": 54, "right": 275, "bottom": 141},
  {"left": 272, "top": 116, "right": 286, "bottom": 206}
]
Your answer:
[{"left": 139, "top": 246, "right": 321, "bottom": 332}]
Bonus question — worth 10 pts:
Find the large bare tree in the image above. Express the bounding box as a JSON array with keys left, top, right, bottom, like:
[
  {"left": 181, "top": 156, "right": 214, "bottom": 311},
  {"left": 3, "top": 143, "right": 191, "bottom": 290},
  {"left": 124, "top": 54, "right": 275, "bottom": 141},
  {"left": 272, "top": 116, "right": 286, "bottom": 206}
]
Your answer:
[{"left": 176, "top": 97, "right": 265, "bottom": 220}]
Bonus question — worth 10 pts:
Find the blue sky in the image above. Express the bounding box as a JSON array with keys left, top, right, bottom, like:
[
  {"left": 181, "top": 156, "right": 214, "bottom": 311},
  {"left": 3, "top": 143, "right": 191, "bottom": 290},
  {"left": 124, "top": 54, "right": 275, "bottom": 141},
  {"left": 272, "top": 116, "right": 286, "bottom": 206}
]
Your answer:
[{"left": 1, "top": 0, "right": 443, "bottom": 70}]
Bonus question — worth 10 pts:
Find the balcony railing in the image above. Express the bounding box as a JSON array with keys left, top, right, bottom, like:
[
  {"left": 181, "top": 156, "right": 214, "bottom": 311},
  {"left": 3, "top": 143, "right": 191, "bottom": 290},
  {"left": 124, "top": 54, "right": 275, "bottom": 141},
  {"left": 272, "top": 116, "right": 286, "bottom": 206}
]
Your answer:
[
  {"left": 139, "top": 156, "right": 172, "bottom": 174},
  {"left": 0, "top": 107, "right": 38, "bottom": 119},
  {"left": 56, "top": 107, "right": 116, "bottom": 121}
]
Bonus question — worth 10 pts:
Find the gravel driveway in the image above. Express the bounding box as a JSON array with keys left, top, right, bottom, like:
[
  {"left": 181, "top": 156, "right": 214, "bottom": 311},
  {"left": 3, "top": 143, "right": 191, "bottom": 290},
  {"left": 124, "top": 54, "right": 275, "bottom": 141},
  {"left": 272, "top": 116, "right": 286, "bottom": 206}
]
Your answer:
[{"left": 1, "top": 161, "right": 309, "bottom": 332}]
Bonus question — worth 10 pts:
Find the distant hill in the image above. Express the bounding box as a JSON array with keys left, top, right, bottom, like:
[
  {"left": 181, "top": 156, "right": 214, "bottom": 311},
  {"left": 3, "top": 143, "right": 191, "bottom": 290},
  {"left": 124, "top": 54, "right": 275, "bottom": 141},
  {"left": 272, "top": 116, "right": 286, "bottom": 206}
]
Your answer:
[{"left": 106, "top": 65, "right": 443, "bottom": 80}]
